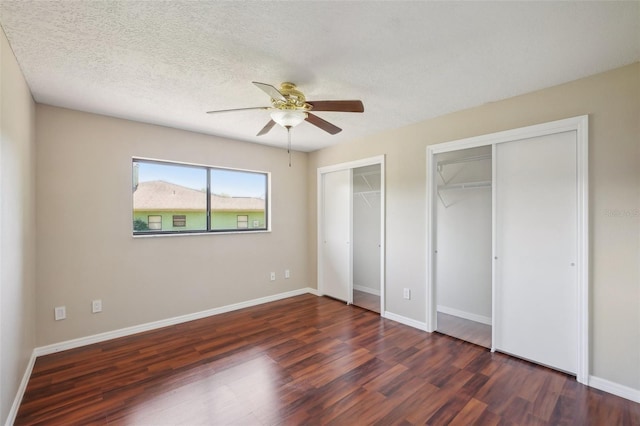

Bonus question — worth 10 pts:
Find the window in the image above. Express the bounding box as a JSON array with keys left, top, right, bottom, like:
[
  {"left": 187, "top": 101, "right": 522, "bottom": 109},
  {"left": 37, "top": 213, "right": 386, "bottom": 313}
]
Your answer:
[
  {"left": 148, "top": 215, "right": 162, "bottom": 230},
  {"left": 237, "top": 215, "right": 248, "bottom": 229},
  {"left": 133, "top": 159, "right": 269, "bottom": 235},
  {"left": 209, "top": 168, "right": 268, "bottom": 231},
  {"left": 173, "top": 215, "right": 186, "bottom": 227}
]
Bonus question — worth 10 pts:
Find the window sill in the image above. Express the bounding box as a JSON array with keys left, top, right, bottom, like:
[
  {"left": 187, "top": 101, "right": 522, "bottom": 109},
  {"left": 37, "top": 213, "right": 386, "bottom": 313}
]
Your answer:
[{"left": 132, "top": 229, "right": 271, "bottom": 238}]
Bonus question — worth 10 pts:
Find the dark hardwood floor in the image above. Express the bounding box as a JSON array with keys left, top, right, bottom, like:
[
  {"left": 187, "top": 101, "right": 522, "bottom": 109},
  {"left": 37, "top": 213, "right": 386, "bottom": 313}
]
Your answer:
[{"left": 16, "top": 294, "right": 640, "bottom": 425}]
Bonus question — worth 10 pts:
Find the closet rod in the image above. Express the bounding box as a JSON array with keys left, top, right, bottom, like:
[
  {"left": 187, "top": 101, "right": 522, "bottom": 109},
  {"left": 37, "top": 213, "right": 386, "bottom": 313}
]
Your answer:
[
  {"left": 438, "top": 180, "right": 491, "bottom": 191},
  {"left": 353, "top": 170, "right": 380, "bottom": 177}
]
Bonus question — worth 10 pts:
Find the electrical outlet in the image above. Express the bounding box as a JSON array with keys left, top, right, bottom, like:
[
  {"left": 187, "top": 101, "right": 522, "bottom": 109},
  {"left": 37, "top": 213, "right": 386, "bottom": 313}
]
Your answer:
[
  {"left": 54, "top": 306, "right": 66, "bottom": 321},
  {"left": 403, "top": 288, "right": 411, "bottom": 300},
  {"left": 285, "top": 269, "right": 290, "bottom": 279},
  {"left": 270, "top": 272, "right": 276, "bottom": 281},
  {"left": 92, "top": 299, "right": 102, "bottom": 313}
]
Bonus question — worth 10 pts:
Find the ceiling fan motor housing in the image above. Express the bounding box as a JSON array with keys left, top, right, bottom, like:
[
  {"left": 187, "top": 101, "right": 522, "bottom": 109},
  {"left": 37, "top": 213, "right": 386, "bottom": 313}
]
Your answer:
[{"left": 273, "top": 82, "right": 311, "bottom": 111}]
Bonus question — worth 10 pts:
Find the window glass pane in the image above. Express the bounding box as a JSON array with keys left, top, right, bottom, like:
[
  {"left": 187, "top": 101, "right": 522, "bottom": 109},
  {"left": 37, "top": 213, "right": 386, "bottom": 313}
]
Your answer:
[
  {"left": 210, "top": 169, "right": 267, "bottom": 231},
  {"left": 173, "top": 215, "right": 186, "bottom": 227},
  {"left": 133, "top": 161, "right": 207, "bottom": 232},
  {"left": 237, "top": 215, "right": 249, "bottom": 229},
  {"left": 148, "top": 215, "right": 162, "bottom": 230}
]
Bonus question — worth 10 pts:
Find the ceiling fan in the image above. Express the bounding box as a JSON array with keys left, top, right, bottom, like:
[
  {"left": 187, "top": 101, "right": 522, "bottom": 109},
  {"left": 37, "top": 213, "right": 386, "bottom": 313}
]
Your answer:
[{"left": 207, "top": 81, "right": 364, "bottom": 136}]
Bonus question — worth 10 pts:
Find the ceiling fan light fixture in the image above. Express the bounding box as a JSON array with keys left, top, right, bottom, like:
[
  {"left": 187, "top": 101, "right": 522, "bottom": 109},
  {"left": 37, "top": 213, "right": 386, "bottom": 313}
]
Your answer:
[{"left": 270, "top": 109, "right": 307, "bottom": 128}]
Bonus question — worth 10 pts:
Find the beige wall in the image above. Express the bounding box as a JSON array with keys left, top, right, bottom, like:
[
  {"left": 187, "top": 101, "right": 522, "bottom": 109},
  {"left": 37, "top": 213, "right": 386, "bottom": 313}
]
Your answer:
[
  {"left": 0, "top": 29, "right": 37, "bottom": 424},
  {"left": 308, "top": 63, "right": 640, "bottom": 390},
  {"left": 36, "top": 106, "right": 309, "bottom": 345}
]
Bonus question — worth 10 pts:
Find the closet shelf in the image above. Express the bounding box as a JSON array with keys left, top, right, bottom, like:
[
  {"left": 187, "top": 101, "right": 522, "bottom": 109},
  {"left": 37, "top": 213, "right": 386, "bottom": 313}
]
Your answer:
[
  {"left": 437, "top": 180, "right": 491, "bottom": 191},
  {"left": 436, "top": 152, "right": 491, "bottom": 209},
  {"left": 437, "top": 154, "right": 491, "bottom": 169}
]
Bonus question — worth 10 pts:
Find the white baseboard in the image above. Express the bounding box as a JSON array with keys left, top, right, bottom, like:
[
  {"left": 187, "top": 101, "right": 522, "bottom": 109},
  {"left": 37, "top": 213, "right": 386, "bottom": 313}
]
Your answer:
[
  {"left": 35, "top": 287, "right": 317, "bottom": 356},
  {"left": 589, "top": 375, "right": 640, "bottom": 403},
  {"left": 6, "top": 287, "right": 317, "bottom": 425},
  {"left": 383, "top": 311, "right": 428, "bottom": 331},
  {"left": 437, "top": 305, "right": 492, "bottom": 326},
  {"left": 11, "top": 288, "right": 639, "bottom": 424},
  {"left": 353, "top": 284, "right": 380, "bottom": 296},
  {"left": 5, "top": 351, "right": 37, "bottom": 426},
  {"left": 306, "top": 287, "right": 320, "bottom": 296}
]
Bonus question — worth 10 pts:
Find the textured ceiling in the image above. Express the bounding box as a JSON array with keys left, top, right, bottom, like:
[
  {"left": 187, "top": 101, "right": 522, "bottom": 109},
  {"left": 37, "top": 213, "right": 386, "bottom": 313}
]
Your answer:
[{"left": 1, "top": 1, "right": 638, "bottom": 152}]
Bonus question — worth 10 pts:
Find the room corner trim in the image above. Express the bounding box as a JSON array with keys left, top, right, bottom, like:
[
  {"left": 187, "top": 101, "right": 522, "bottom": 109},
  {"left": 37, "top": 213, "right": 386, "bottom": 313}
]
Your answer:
[
  {"left": 306, "top": 287, "right": 321, "bottom": 296},
  {"left": 588, "top": 376, "right": 640, "bottom": 404},
  {"left": 5, "top": 351, "right": 37, "bottom": 426}
]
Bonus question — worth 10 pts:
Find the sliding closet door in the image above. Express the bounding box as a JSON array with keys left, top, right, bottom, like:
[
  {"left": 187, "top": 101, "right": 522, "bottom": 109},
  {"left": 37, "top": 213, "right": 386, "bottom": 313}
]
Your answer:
[
  {"left": 494, "top": 131, "right": 577, "bottom": 373},
  {"left": 320, "top": 169, "right": 351, "bottom": 302}
]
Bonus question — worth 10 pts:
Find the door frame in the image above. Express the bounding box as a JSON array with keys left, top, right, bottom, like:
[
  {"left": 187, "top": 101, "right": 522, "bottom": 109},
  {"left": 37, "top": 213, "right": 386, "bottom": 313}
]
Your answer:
[
  {"left": 426, "top": 115, "right": 588, "bottom": 384},
  {"left": 317, "top": 155, "right": 386, "bottom": 313}
]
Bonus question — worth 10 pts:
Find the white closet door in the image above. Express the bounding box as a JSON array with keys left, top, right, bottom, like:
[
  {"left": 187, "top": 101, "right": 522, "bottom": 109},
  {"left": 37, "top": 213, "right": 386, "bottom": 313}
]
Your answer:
[
  {"left": 321, "top": 169, "right": 351, "bottom": 302},
  {"left": 495, "top": 131, "right": 577, "bottom": 374}
]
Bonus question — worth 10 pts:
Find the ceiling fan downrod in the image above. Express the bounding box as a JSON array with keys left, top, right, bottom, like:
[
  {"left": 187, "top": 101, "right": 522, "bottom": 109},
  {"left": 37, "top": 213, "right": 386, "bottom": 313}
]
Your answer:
[{"left": 286, "top": 126, "right": 292, "bottom": 167}]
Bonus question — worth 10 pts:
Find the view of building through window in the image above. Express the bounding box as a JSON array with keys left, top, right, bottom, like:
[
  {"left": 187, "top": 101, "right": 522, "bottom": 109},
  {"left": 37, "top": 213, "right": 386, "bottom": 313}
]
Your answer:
[{"left": 132, "top": 159, "right": 268, "bottom": 234}]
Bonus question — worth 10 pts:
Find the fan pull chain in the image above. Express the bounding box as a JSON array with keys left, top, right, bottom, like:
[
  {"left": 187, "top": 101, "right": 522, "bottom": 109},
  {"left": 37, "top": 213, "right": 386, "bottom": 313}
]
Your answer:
[{"left": 287, "top": 126, "right": 292, "bottom": 167}]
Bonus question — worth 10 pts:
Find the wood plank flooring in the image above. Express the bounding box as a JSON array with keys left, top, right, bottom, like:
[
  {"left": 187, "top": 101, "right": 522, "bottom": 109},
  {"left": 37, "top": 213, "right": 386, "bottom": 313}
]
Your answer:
[{"left": 16, "top": 294, "right": 640, "bottom": 425}]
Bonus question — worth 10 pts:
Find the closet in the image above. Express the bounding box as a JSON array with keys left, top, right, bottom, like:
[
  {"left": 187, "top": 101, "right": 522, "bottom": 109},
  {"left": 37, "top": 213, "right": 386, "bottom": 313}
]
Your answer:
[
  {"left": 318, "top": 156, "right": 385, "bottom": 314},
  {"left": 435, "top": 146, "right": 492, "bottom": 348},
  {"left": 427, "top": 116, "right": 588, "bottom": 382},
  {"left": 352, "top": 165, "right": 381, "bottom": 312}
]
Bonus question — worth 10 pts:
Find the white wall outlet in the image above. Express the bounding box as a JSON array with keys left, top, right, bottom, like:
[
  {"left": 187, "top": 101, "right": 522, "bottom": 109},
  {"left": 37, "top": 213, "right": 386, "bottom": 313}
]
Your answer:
[
  {"left": 403, "top": 288, "right": 411, "bottom": 300},
  {"left": 92, "top": 299, "right": 102, "bottom": 313},
  {"left": 270, "top": 272, "right": 276, "bottom": 281},
  {"left": 285, "top": 269, "right": 290, "bottom": 279},
  {"left": 54, "top": 306, "right": 66, "bottom": 321}
]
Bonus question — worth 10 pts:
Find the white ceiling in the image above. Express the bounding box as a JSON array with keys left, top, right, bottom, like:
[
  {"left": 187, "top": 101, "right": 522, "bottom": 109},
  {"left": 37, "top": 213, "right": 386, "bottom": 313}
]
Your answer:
[{"left": 1, "top": 1, "right": 638, "bottom": 152}]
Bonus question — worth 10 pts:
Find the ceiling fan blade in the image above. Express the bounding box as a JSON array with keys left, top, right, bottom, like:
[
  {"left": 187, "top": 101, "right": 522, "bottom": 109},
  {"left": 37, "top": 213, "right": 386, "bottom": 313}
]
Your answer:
[
  {"left": 305, "top": 113, "right": 342, "bottom": 135},
  {"left": 206, "top": 106, "right": 269, "bottom": 114},
  {"left": 252, "top": 81, "right": 286, "bottom": 101},
  {"left": 307, "top": 100, "right": 364, "bottom": 113},
  {"left": 256, "top": 120, "right": 277, "bottom": 136}
]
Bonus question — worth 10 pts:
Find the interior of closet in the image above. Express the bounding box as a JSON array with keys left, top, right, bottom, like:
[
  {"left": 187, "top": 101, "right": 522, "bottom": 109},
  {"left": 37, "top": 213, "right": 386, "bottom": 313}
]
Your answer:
[
  {"left": 352, "top": 164, "right": 381, "bottom": 313},
  {"left": 435, "top": 146, "right": 492, "bottom": 348}
]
